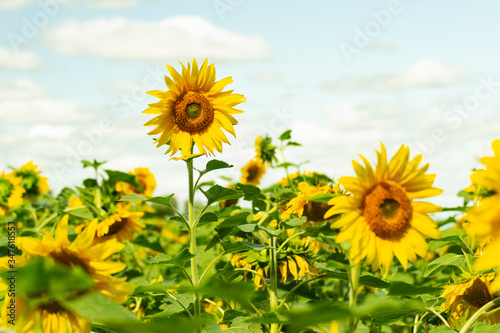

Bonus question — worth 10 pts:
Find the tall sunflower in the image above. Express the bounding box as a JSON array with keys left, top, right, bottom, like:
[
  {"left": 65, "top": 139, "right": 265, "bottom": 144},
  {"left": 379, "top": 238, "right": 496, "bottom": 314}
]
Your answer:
[
  {"left": 14, "top": 161, "right": 50, "bottom": 196},
  {"left": 0, "top": 171, "right": 25, "bottom": 218},
  {"left": 115, "top": 167, "right": 157, "bottom": 197},
  {"left": 466, "top": 139, "right": 500, "bottom": 290},
  {"left": 325, "top": 144, "right": 442, "bottom": 274},
  {"left": 17, "top": 215, "right": 132, "bottom": 303},
  {"left": 241, "top": 158, "right": 266, "bottom": 186},
  {"left": 143, "top": 59, "right": 245, "bottom": 158},
  {"left": 440, "top": 273, "right": 500, "bottom": 328}
]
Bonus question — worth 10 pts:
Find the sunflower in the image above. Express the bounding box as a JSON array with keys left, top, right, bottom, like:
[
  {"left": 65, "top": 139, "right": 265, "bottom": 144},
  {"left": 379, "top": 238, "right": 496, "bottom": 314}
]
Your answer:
[
  {"left": 95, "top": 204, "right": 145, "bottom": 243},
  {"left": 68, "top": 195, "right": 85, "bottom": 208},
  {"left": 281, "top": 182, "right": 339, "bottom": 223},
  {"left": 1, "top": 294, "right": 91, "bottom": 333},
  {"left": 17, "top": 215, "right": 132, "bottom": 303},
  {"left": 231, "top": 251, "right": 318, "bottom": 290},
  {"left": 466, "top": 140, "right": 500, "bottom": 288},
  {"left": 241, "top": 158, "right": 266, "bottom": 186},
  {"left": 325, "top": 144, "right": 442, "bottom": 274},
  {"left": 255, "top": 136, "right": 277, "bottom": 166},
  {"left": 143, "top": 59, "right": 245, "bottom": 158},
  {"left": 440, "top": 273, "right": 500, "bottom": 328},
  {"left": 14, "top": 161, "right": 50, "bottom": 196},
  {"left": 0, "top": 171, "right": 25, "bottom": 218},
  {"left": 115, "top": 167, "right": 157, "bottom": 198}
]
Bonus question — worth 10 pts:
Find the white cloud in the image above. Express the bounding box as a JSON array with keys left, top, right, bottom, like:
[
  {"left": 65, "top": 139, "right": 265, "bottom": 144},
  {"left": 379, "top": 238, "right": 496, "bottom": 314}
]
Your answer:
[
  {"left": 0, "top": 0, "right": 27, "bottom": 10},
  {"left": 324, "top": 59, "right": 471, "bottom": 92},
  {"left": 44, "top": 16, "right": 273, "bottom": 62},
  {"left": 87, "top": 0, "right": 147, "bottom": 8},
  {"left": 28, "top": 124, "right": 75, "bottom": 139},
  {"left": 0, "top": 77, "right": 97, "bottom": 124},
  {"left": 0, "top": 47, "right": 42, "bottom": 70},
  {"left": 249, "top": 70, "right": 281, "bottom": 84}
]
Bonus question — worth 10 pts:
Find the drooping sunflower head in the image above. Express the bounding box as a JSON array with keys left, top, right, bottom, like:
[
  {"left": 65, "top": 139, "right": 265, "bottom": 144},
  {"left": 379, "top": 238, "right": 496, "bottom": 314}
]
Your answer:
[
  {"left": 325, "top": 143, "right": 442, "bottom": 274},
  {"left": 143, "top": 59, "right": 245, "bottom": 158},
  {"left": 241, "top": 158, "right": 266, "bottom": 186},
  {"left": 0, "top": 171, "right": 25, "bottom": 217},
  {"left": 254, "top": 135, "right": 277, "bottom": 166},
  {"left": 440, "top": 273, "right": 500, "bottom": 328},
  {"left": 281, "top": 182, "right": 339, "bottom": 223},
  {"left": 17, "top": 215, "right": 132, "bottom": 303},
  {"left": 14, "top": 161, "right": 50, "bottom": 196},
  {"left": 95, "top": 203, "right": 145, "bottom": 243},
  {"left": 116, "top": 167, "right": 157, "bottom": 198}
]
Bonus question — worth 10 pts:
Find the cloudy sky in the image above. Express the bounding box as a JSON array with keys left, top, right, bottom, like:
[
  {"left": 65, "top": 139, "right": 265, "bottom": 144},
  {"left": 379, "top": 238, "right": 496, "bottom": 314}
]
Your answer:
[{"left": 1, "top": 0, "right": 500, "bottom": 208}]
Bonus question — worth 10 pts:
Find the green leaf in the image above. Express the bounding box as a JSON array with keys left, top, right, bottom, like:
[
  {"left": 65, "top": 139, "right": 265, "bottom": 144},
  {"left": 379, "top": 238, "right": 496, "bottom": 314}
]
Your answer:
[
  {"left": 81, "top": 159, "right": 107, "bottom": 170},
  {"left": 202, "top": 185, "right": 244, "bottom": 205},
  {"left": 199, "top": 160, "right": 233, "bottom": 177},
  {"left": 307, "top": 193, "right": 338, "bottom": 203},
  {"left": 424, "top": 253, "right": 466, "bottom": 277},
  {"left": 279, "top": 129, "right": 292, "bottom": 141},
  {"left": 147, "top": 194, "right": 175, "bottom": 208},
  {"left": 238, "top": 224, "right": 257, "bottom": 233},
  {"left": 148, "top": 254, "right": 173, "bottom": 264},
  {"left": 105, "top": 169, "right": 144, "bottom": 192},
  {"left": 388, "top": 282, "right": 440, "bottom": 296},
  {"left": 132, "top": 279, "right": 177, "bottom": 296},
  {"left": 198, "top": 212, "right": 219, "bottom": 226},
  {"left": 65, "top": 207, "right": 94, "bottom": 220},
  {"left": 235, "top": 184, "right": 262, "bottom": 201},
  {"left": 223, "top": 241, "right": 271, "bottom": 253},
  {"left": 132, "top": 234, "right": 165, "bottom": 253},
  {"left": 469, "top": 322, "right": 500, "bottom": 333},
  {"left": 173, "top": 248, "right": 196, "bottom": 266},
  {"left": 285, "top": 216, "right": 307, "bottom": 227},
  {"left": 286, "top": 141, "right": 301, "bottom": 146},
  {"left": 119, "top": 193, "right": 148, "bottom": 202}
]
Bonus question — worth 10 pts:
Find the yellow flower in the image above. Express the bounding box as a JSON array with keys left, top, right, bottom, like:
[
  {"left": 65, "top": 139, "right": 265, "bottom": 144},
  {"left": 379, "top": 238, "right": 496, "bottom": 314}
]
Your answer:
[
  {"left": 466, "top": 140, "right": 500, "bottom": 289},
  {"left": 68, "top": 195, "right": 85, "bottom": 208},
  {"left": 440, "top": 273, "right": 500, "bottom": 328},
  {"left": 17, "top": 215, "right": 131, "bottom": 303},
  {"left": 278, "top": 171, "right": 314, "bottom": 187},
  {"left": 325, "top": 144, "right": 442, "bottom": 274},
  {"left": 95, "top": 204, "right": 145, "bottom": 243},
  {"left": 14, "top": 161, "right": 50, "bottom": 196},
  {"left": 1, "top": 295, "right": 91, "bottom": 333},
  {"left": 115, "top": 167, "right": 157, "bottom": 198},
  {"left": 281, "top": 182, "right": 338, "bottom": 223},
  {"left": 241, "top": 158, "right": 266, "bottom": 185},
  {"left": 143, "top": 59, "right": 245, "bottom": 158},
  {"left": 0, "top": 171, "right": 25, "bottom": 217}
]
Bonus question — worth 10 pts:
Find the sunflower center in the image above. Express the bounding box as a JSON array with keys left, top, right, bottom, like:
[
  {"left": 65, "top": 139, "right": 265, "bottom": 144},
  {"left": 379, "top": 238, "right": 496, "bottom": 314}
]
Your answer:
[
  {"left": 0, "top": 178, "right": 14, "bottom": 204},
  {"left": 303, "top": 201, "right": 331, "bottom": 222},
  {"left": 39, "top": 300, "right": 65, "bottom": 314},
  {"left": 247, "top": 166, "right": 259, "bottom": 181},
  {"left": 50, "top": 249, "right": 90, "bottom": 274},
  {"left": 463, "top": 278, "right": 494, "bottom": 308},
  {"left": 106, "top": 218, "right": 128, "bottom": 236},
  {"left": 362, "top": 181, "right": 413, "bottom": 240},
  {"left": 174, "top": 91, "right": 214, "bottom": 134}
]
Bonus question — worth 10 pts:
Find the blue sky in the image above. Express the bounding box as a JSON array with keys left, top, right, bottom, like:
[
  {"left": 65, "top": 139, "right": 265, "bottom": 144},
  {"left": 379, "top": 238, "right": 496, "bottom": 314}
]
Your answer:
[{"left": 1, "top": 0, "right": 500, "bottom": 208}]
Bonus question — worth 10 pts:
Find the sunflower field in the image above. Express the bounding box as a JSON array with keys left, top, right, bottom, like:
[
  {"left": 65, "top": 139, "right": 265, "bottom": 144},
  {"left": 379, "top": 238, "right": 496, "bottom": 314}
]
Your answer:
[{"left": 2, "top": 59, "right": 500, "bottom": 333}]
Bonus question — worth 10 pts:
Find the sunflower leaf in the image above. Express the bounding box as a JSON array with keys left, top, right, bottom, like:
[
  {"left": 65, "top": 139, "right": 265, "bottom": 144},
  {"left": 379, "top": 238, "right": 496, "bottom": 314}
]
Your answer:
[
  {"left": 279, "top": 130, "right": 292, "bottom": 141},
  {"left": 222, "top": 241, "right": 271, "bottom": 253},
  {"left": 199, "top": 160, "right": 233, "bottom": 177},
  {"left": 424, "top": 253, "right": 466, "bottom": 277},
  {"left": 65, "top": 206, "right": 94, "bottom": 220},
  {"left": 146, "top": 194, "right": 175, "bottom": 208},
  {"left": 105, "top": 170, "right": 144, "bottom": 193},
  {"left": 202, "top": 185, "right": 244, "bottom": 205}
]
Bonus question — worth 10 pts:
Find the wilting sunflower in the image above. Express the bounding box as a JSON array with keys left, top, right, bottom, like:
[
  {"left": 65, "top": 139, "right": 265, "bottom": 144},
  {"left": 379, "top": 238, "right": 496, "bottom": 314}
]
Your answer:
[
  {"left": 115, "top": 167, "right": 157, "bottom": 198},
  {"left": 14, "top": 161, "right": 50, "bottom": 196},
  {"left": 17, "top": 215, "right": 132, "bottom": 303},
  {"left": 466, "top": 140, "right": 500, "bottom": 288},
  {"left": 325, "top": 144, "right": 442, "bottom": 274},
  {"left": 143, "top": 59, "right": 245, "bottom": 158},
  {"left": 254, "top": 136, "right": 277, "bottom": 166},
  {"left": 440, "top": 273, "right": 500, "bottom": 328},
  {"left": 95, "top": 204, "right": 145, "bottom": 243},
  {"left": 281, "top": 182, "right": 339, "bottom": 223},
  {"left": 1, "top": 294, "right": 91, "bottom": 333},
  {"left": 0, "top": 171, "right": 25, "bottom": 218},
  {"left": 241, "top": 158, "right": 266, "bottom": 186}
]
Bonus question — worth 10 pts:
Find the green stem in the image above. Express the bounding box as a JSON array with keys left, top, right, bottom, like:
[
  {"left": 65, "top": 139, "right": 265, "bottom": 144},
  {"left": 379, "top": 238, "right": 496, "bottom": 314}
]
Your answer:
[
  {"left": 426, "top": 307, "right": 450, "bottom": 328},
  {"left": 348, "top": 262, "right": 360, "bottom": 333},
  {"left": 186, "top": 159, "right": 201, "bottom": 320},
  {"left": 276, "top": 231, "right": 306, "bottom": 255},
  {"left": 269, "top": 236, "right": 280, "bottom": 333},
  {"left": 459, "top": 297, "right": 500, "bottom": 333},
  {"left": 198, "top": 252, "right": 225, "bottom": 285}
]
